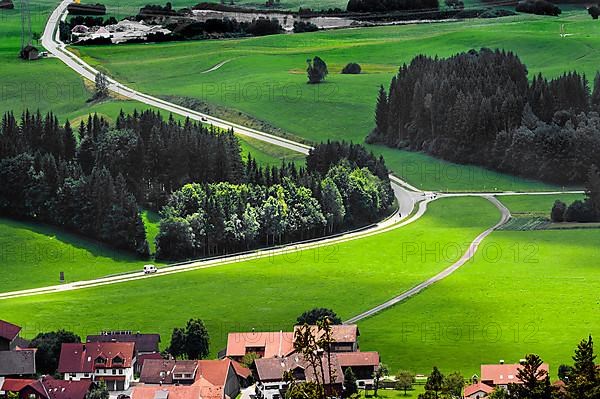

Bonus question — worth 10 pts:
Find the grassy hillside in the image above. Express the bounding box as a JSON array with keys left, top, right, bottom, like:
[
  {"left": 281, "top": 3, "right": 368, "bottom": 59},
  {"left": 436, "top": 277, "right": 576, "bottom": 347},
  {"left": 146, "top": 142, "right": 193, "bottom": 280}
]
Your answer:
[
  {"left": 0, "top": 197, "right": 500, "bottom": 349},
  {"left": 0, "top": 217, "right": 158, "bottom": 291},
  {"left": 358, "top": 227, "right": 600, "bottom": 376},
  {"left": 75, "top": 11, "right": 599, "bottom": 190}
]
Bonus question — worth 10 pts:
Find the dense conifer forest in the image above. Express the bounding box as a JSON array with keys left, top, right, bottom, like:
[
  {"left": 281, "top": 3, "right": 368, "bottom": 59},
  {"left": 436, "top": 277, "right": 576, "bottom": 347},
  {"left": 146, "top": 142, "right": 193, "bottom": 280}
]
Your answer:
[{"left": 368, "top": 48, "right": 600, "bottom": 185}]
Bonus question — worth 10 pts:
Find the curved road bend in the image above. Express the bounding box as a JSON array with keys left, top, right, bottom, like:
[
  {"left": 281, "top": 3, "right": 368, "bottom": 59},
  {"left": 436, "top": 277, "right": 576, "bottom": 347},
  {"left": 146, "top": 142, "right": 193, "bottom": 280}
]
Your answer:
[{"left": 344, "top": 195, "right": 511, "bottom": 324}]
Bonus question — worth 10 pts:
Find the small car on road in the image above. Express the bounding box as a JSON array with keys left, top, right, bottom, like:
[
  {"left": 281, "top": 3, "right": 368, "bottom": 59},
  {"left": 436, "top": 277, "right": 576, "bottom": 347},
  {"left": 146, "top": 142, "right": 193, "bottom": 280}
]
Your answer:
[{"left": 143, "top": 264, "right": 157, "bottom": 274}]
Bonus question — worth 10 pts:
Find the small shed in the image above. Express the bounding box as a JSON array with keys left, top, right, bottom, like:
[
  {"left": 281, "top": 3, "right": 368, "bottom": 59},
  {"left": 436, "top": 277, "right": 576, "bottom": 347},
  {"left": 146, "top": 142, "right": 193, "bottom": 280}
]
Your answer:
[{"left": 20, "top": 45, "right": 39, "bottom": 61}]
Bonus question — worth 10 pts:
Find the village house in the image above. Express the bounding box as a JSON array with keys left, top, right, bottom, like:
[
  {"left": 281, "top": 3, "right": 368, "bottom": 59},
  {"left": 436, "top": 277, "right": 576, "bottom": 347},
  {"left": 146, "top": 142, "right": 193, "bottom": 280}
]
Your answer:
[
  {"left": 253, "top": 353, "right": 349, "bottom": 399},
  {"left": 224, "top": 325, "right": 361, "bottom": 363},
  {"left": 464, "top": 361, "right": 550, "bottom": 399},
  {"left": 134, "top": 358, "right": 242, "bottom": 399},
  {"left": 0, "top": 320, "right": 36, "bottom": 377},
  {"left": 86, "top": 331, "right": 161, "bottom": 373},
  {"left": 0, "top": 376, "right": 93, "bottom": 399},
  {"left": 58, "top": 342, "right": 136, "bottom": 391}
]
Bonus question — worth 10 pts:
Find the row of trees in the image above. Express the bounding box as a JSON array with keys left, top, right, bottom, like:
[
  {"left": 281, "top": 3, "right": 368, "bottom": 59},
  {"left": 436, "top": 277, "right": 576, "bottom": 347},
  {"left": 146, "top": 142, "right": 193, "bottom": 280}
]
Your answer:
[
  {"left": 368, "top": 48, "right": 600, "bottom": 185},
  {"left": 346, "top": 0, "right": 439, "bottom": 13}
]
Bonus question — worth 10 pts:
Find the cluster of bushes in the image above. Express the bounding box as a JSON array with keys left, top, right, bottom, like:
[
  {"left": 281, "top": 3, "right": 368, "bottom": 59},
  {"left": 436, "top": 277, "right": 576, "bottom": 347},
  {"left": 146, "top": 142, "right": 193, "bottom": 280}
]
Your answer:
[
  {"left": 137, "top": 2, "right": 180, "bottom": 18},
  {"left": 293, "top": 20, "right": 319, "bottom": 33},
  {"left": 0, "top": 111, "right": 149, "bottom": 256},
  {"left": 347, "top": 0, "right": 439, "bottom": 13},
  {"left": 369, "top": 48, "right": 600, "bottom": 185},
  {"left": 515, "top": 0, "right": 561, "bottom": 16},
  {"left": 156, "top": 141, "right": 394, "bottom": 260},
  {"left": 588, "top": 4, "right": 600, "bottom": 19},
  {"left": 168, "top": 17, "right": 282, "bottom": 40}
]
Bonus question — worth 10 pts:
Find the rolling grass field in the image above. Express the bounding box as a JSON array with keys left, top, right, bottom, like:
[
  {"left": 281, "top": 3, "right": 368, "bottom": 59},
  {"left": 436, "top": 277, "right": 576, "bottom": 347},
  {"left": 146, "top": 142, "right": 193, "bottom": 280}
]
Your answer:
[
  {"left": 0, "top": 197, "right": 500, "bottom": 349},
  {"left": 74, "top": 10, "right": 600, "bottom": 190},
  {"left": 0, "top": 217, "right": 161, "bottom": 292},
  {"left": 357, "top": 227, "right": 600, "bottom": 376}
]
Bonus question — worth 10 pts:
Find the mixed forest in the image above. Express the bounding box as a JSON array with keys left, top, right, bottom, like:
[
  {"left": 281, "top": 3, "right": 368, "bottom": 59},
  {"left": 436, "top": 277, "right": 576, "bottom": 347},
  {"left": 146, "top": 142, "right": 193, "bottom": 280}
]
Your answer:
[
  {"left": 368, "top": 48, "right": 600, "bottom": 185},
  {"left": 0, "top": 110, "right": 393, "bottom": 260}
]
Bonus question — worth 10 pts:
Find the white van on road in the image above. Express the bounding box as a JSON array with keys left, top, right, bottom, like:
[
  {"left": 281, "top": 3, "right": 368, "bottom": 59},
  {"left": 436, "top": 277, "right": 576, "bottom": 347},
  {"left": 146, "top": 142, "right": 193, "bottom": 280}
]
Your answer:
[{"left": 143, "top": 264, "right": 158, "bottom": 274}]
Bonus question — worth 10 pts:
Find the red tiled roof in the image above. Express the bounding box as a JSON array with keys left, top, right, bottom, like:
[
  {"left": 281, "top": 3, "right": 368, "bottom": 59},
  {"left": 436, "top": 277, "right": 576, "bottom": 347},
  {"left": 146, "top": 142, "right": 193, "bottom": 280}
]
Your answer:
[
  {"left": 0, "top": 378, "right": 37, "bottom": 392},
  {"left": 464, "top": 382, "right": 494, "bottom": 397},
  {"left": 197, "top": 360, "right": 230, "bottom": 386},
  {"left": 58, "top": 342, "right": 135, "bottom": 373},
  {"left": 335, "top": 352, "right": 379, "bottom": 367},
  {"left": 0, "top": 320, "right": 22, "bottom": 342},
  {"left": 138, "top": 353, "right": 163, "bottom": 368},
  {"left": 42, "top": 376, "right": 93, "bottom": 399},
  {"left": 226, "top": 331, "right": 294, "bottom": 358},
  {"left": 132, "top": 381, "right": 223, "bottom": 399},
  {"left": 481, "top": 363, "right": 549, "bottom": 386}
]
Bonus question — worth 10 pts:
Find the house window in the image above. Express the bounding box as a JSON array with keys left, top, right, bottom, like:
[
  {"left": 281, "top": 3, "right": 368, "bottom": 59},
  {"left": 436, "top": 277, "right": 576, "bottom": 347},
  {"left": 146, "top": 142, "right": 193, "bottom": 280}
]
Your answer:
[
  {"left": 112, "top": 369, "right": 117, "bottom": 375},
  {"left": 70, "top": 374, "right": 76, "bottom": 378},
  {"left": 119, "top": 369, "right": 123, "bottom": 375},
  {"left": 84, "top": 374, "right": 90, "bottom": 378},
  {"left": 95, "top": 356, "right": 107, "bottom": 366},
  {"left": 113, "top": 356, "right": 124, "bottom": 365}
]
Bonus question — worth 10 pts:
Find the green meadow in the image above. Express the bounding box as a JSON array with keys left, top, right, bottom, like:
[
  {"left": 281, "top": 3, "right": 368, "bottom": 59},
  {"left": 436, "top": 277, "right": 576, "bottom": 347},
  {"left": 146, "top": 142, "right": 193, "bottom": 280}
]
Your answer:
[
  {"left": 358, "top": 227, "right": 600, "bottom": 376},
  {"left": 0, "top": 197, "right": 500, "bottom": 347},
  {"left": 0, "top": 217, "right": 161, "bottom": 292},
  {"left": 498, "top": 193, "right": 586, "bottom": 217},
  {"left": 74, "top": 10, "right": 599, "bottom": 190}
]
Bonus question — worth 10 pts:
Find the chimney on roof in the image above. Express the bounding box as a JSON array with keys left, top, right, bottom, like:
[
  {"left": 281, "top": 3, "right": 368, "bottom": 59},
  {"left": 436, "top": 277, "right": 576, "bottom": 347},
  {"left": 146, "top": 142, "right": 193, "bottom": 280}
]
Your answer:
[
  {"left": 252, "top": 328, "right": 255, "bottom": 333},
  {"left": 500, "top": 360, "right": 505, "bottom": 364}
]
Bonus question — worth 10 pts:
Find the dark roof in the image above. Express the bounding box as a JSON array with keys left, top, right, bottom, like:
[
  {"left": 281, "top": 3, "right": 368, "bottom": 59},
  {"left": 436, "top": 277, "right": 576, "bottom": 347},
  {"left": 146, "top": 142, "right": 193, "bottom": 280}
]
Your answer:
[
  {"left": 0, "top": 320, "right": 22, "bottom": 342},
  {"left": 0, "top": 350, "right": 36, "bottom": 376},
  {"left": 58, "top": 342, "right": 135, "bottom": 373},
  {"left": 140, "top": 359, "right": 198, "bottom": 384},
  {"left": 255, "top": 354, "right": 342, "bottom": 384},
  {"left": 86, "top": 333, "right": 160, "bottom": 353}
]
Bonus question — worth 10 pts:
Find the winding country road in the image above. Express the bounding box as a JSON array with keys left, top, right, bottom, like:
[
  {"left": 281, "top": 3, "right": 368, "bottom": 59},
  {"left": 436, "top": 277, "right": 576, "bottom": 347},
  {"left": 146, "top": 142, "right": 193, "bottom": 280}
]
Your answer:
[{"left": 19, "top": 2, "right": 583, "bottom": 321}]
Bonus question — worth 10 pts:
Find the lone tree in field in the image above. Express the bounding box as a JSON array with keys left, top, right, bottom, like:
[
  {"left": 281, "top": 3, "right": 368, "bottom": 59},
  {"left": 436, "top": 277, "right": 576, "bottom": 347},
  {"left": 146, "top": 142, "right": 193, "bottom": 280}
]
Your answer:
[
  {"left": 551, "top": 200, "right": 567, "bottom": 222},
  {"left": 94, "top": 72, "right": 109, "bottom": 99},
  {"left": 565, "top": 335, "right": 598, "bottom": 399},
  {"left": 296, "top": 308, "right": 342, "bottom": 325},
  {"left": 395, "top": 370, "right": 415, "bottom": 395},
  {"left": 307, "top": 56, "right": 328, "bottom": 84},
  {"left": 425, "top": 366, "right": 444, "bottom": 399}
]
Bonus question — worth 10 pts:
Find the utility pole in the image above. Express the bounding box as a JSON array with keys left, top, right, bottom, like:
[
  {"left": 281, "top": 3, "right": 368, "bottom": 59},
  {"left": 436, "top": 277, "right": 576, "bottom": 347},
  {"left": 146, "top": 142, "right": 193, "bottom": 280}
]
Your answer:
[{"left": 19, "top": 0, "right": 32, "bottom": 53}]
